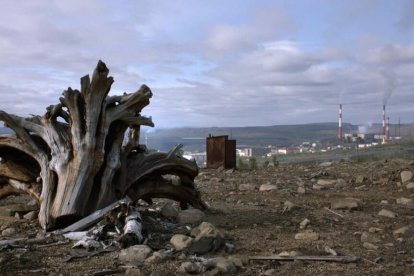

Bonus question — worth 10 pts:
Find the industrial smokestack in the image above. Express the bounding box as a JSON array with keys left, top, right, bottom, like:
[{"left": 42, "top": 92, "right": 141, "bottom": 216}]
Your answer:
[
  {"left": 338, "top": 104, "right": 342, "bottom": 141},
  {"left": 382, "top": 105, "right": 386, "bottom": 136},
  {"left": 386, "top": 116, "right": 390, "bottom": 140}
]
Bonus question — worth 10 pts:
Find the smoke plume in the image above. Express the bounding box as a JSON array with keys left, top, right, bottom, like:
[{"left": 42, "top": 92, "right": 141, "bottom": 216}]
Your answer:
[{"left": 380, "top": 69, "right": 397, "bottom": 105}]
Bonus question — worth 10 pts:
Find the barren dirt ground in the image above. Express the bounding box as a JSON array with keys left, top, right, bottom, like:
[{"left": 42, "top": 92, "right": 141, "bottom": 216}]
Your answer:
[{"left": 1, "top": 158, "right": 414, "bottom": 275}]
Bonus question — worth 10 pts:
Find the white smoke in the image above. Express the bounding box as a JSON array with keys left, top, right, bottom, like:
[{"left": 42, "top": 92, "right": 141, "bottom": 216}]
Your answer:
[{"left": 380, "top": 69, "right": 397, "bottom": 105}]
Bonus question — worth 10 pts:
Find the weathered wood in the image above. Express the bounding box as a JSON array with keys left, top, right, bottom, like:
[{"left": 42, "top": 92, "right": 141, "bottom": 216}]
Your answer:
[
  {"left": 249, "top": 255, "right": 362, "bottom": 264},
  {"left": 58, "top": 197, "right": 131, "bottom": 233},
  {"left": 0, "top": 60, "right": 204, "bottom": 230}
]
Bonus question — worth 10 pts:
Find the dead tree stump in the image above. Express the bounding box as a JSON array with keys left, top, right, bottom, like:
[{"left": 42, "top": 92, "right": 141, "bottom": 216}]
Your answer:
[{"left": 0, "top": 61, "right": 205, "bottom": 230}]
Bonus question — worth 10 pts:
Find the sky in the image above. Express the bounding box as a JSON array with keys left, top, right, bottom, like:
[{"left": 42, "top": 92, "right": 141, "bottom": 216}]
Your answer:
[{"left": 0, "top": 0, "right": 413, "bottom": 129}]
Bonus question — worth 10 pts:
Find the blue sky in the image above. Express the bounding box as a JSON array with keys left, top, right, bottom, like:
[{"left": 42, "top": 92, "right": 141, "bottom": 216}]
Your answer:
[{"left": 0, "top": 0, "right": 413, "bottom": 129}]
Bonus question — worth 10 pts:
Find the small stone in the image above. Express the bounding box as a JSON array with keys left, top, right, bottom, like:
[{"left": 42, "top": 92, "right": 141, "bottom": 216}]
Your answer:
[
  {"left": 406, "top": 182, "right": 414, "bottom": 190},
  {"left": 227, "top": 256, "right": 243, "bottom": 268},
  {"left": 393, "top": 226, "right": 411, "bottom": 236},
  {"left": 313, "top": 179, "right": 336, "bottom": 190},
  {"left": 294, "top": 232, "right": 319, "bottom": 241},
  {"left": 354, "top": 185, "right": 367, "bottom": 191},
  {"left": 297, "top": 186, "right": 306, "bottom": 194},
  {"left": 400, "top": 170, "right": 413, "bottom": 184},
  {"left": 334, "top": 179, "right": 348, "bottom": 188},
  {"left": 368, "top": 227, "right": 382, "bottom": 233},
  {"left": 363, "top": 242, "right": 378, "bottom": 250},
  {"left": 361, "top": 232, "right": 381, "bottom": 243},
  {"left": 259, "top": 184, "right": 277, "bottom": 192},
  {"left": 14, "top": 212, "right": 22, "bottom": 219},
  {"left": 330, "top": 197, "right": 361, "bottom": 210},
  {"left": 23, "top": 211, "right": 38, "bottom": 220},
  {"left": 278, "top": 250, "right": 301, "bottom": 257},
  {"left": 238, "top": 183, "right": 256, "bottom": 191},
  {"left": 319, "top": 161, "right": 333, "bottom": 167},
  {"left": 177, "top": 209, "right": 206, "bottom": 225},
  {"left": 283, "top": 201, "right": 296, "bottom": 211},
  {"left": 170, "top": 234, "right": 194, "bottom": 251},
  {"left": 179, "top": 262, "right": 204, "bottom": 274},
  {"left": 263, "top": 269, "right": 277, "bottom": 276},
  {"left": 118, "top": 245, "right": 153, "bottom": 264},
  {"left": 396, "top": 197, "right": 413, "bottom": 205},
  {"left": 380, "top": 200, "right": 389, "bottom": 204},
  {"left": 203, "top": 257, "right": 237, "bottom": 275},
  {"left": 188, "top": 222, "right": 224, "bottom": 254},
  {"left": 378, "top": 209, "right": 397, "bottom": 218},
  {"left": 145, "top": 254, "right": 161, "bottom": 265},
  {"left": 216, "top": 166, "right": 225, "bottom": 172},
  {"left": 160, "top": 203, "right": 178, "bottom": 218},
  {"left": 299, "top": 218, "right": 310, "bottom": 229},
  {"left": 355, "top": 175, "right": 366, "bottom": 184},
  {"left": 1, "top": 227, "right": 16, "bottom": 236},
  {"left": 125, "top": 268, "right": 143, "bottom": 276}
]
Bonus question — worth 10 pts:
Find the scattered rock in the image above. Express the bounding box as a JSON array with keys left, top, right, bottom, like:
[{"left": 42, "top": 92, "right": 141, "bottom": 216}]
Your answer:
[
  {"left": 160, "top": 202, "right": 178, "bottom": 218},
  {"left": 319, "top": 161, "right": 333, "bottom": 167},
  {"left": 203, "top": 257, "right": 237, "bottom": 275},
  {"left": 406, "top": 182, "right": 414, "bottom": 190},
  {"left": 118, "top": 245, "right": 153, "bottom": 264},
  {"left": 297, "top": 186, "right": 306, "bottom": 194},
  {"left": 354, "top": 185, "right": 368, "bottom": 191},
  {"left": 299, "top": 218, "right": 310, "bottom": 229},
  {"left": 368, "top": 227, "right": 383, "bottom": 233},
  {"left": 313, "top": 179, "right": 336, "bottom": 190},
  {"left": 378, "top": 209, "right": 397, "bottom": 218},
  {"left": 355, "top": 175, "right": 366, "bottom": 184},
  {"left": 294, "top": 232, "right": 319, "bottom": 241},
  {"left": 238, "top": 183, "right": 256, "bottom": 191},
  {"left": 179, "top": 261, "right": 204, "bottom": 274},
  {"left": 227, "top": 256, "right": 244, "bottom": 268},
  {"left": 125, "top": 268, "right": 143, "bottom": 276},
  {"left": 361, "top": 232, "right": 381, "bottom": 243},
  {"left": 170, "top": 234, "right": 194, "bottom": 251},
  {"left": 177, "top": 209, "right": 206, "bottom": 225},
  {"left": 393, "top": 226, "right": 411, "bottom": 236},
  {"left": 216, "top": 166, "right": 225, "bottom": 173},
  {"left": 189, "top": 222, "right": 224, "bottom": 254},
  {"left": 23, "top": 211, "right": 38, "bottom": 220},
  {"left": 363, "top": 242, "right": 379, "bottom": 250},
  {"left": 264, "top": 269, "right": 277, "bottom": 276},
  {"left": 278, "top": 250, "right": 301, "bottom": 257},
  {"left": 334, "top": 178, "right": 348, "bottom": 188},
  {"left": 396, "top": 197, "right": 413, "bottom": 205},
  {"left": 330, "top": 197, "right": 361, "bottom": 210},
  {"left": 259, "top": 184, "right": 277, "bottom": 192},
  {"left": 283, "top": 200, "right": 296, "bottom": 211},
  {"left": 1, "top": 227, "right": 16, "bottom": 236},
  {"left": 400, "top": 170, "right": 413, "bottom": 184}
]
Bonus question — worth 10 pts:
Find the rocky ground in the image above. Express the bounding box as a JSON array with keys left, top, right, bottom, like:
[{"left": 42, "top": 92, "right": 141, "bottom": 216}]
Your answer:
[{"left": 1, "top": 158, "right": 414, "bottom": 275}]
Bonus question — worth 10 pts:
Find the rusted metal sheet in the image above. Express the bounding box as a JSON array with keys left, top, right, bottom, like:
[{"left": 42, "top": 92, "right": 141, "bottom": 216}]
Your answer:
[{"left": 206, "top": 135, "right": 236, "bottom": 169}]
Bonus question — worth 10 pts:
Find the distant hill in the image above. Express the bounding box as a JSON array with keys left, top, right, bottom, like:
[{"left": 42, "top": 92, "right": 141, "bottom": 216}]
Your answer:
[
  {"left": 145, "top": 122, "right": 356, "bottom": 152},
  {"left": 146, "top": 122, "right": 414, "bottom": 152}
]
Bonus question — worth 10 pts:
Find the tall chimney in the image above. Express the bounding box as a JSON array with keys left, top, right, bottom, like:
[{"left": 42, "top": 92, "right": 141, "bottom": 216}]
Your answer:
[
  {"left": 382, "top": 105, "right": 386, "bottom": 136},
  {"left": 338, "top": 104, "right": 342, "bottom": 141},
  {"left": 386, "top": 116, "right": 390, "bottom": 140}
]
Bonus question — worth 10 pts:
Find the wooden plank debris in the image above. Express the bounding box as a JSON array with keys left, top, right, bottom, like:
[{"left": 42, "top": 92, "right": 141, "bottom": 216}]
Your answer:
[
  {"left": 249, "top": 255, "right": 361, "bottom": 264},
  {"left": 58, "top": 197, "right": 131, "bottom": 233}
]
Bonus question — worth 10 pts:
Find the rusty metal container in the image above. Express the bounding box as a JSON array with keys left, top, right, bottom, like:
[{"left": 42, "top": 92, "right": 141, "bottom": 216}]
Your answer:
[{"left": 206, "top": 135, "right": 236, "bottom": 169}]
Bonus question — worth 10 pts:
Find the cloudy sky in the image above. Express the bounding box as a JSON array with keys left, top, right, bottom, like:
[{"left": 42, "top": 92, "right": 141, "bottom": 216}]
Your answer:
[{"left": 0, "top": 0, "right": 413, "bottom": 129}]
